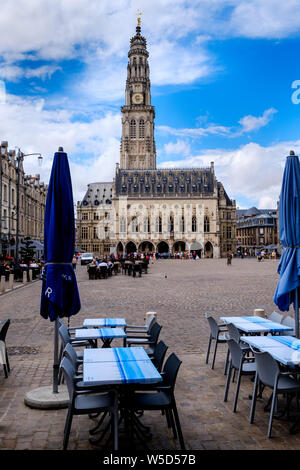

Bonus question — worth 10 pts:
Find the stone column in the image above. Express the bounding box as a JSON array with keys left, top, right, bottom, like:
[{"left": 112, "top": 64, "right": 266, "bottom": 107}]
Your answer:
[
  {"left": 8, "top": 273, "right": 13, "bottom": 290},
  {"left": 0, "top": 276, "right": 5, "bottom": 293}
]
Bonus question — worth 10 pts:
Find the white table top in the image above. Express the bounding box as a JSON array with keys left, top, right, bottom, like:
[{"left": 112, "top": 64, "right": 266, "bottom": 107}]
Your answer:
[
  {"left": 220, "top": 316, "right": 293, "bottom": 334},
  {"left": 241, "top": 335, "right": 300, "bottom": 366},
  {"left": 83, "top": 347, "right": 162, "bottom": 385},
  {"left": 83, "top": 318, "right": 126, "bottom": 328},
  {"left": 75, "top": 327, "right": 126, "bottom": 340},
  {"left": 84, "top": 347, "right": 149, "bottom": 363}
]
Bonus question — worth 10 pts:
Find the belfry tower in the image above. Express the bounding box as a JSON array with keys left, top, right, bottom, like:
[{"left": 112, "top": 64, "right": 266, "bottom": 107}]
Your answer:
[{"left": 120, "top": 17, "right": 156, "bottom": 170}]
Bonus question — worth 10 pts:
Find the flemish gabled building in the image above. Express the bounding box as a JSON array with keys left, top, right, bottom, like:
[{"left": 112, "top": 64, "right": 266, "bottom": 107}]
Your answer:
[{"left": 77, "top": 21, "right": 236, "bottom": 258}]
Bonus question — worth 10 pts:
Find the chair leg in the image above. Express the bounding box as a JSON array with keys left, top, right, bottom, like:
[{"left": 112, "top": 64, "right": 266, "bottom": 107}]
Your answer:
[
  {"left": 249, "top": 373, "right": 259, "bottom": 424},
  {"left": 267, "top": 389, "right": 277, "bottom": 438},
  {"left": 233, "top": 368, "right": 242, "bottom": 412},
  {"left": 168, "top": 409, "right": 177, "bottom": 439},
  {"left": 211, "top": 340, "right": 218, "bottom": 369},
  {"left": 171, "top": 401, "right": 185, "bottom": 450},
  {"left": 5, "top": 350, "right": 10, "bottom": 372},
  {"left": 205, "top": 334, "right": 212, "bottom": 364},
  {"left": 113, "top": 403, "right": 118, "bottom": 451},
  {"left": 63, "top": 407, "right": 73, "bottom": 450},
  {"left": 224, "top": 362, "right": 232, "bottom": 402},
  {"left": 224, "top": 348, "right": 230, "bottom": 375}
]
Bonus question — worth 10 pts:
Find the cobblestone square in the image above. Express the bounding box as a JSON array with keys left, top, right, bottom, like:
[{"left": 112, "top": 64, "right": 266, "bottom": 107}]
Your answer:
[{"left": 0, "top": 258, "right": 299, "bottom": 451}]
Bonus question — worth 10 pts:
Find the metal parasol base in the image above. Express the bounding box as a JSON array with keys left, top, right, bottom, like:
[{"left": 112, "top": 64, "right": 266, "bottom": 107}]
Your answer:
[{"left": 24, "top": 385, "right": 69, "bottom": 409}]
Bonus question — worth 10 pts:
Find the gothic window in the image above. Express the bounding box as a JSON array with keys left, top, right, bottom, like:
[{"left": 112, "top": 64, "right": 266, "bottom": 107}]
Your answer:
[
  {"left": 156, "top": 216, "right": 162, "bottom": 233},
  {"left": 130, "top": 119, "right": 136, "bottom": 138},
  {"left": 179, "top": 216, "right": 185, "bottom": 232},
  {"left": 93, "top": 227, "right": 98, "bottom": 239},
  {"left": 119, "top": 216, "right": 126, "bottom": 233},
  {"left": 192, "top": 216, "right": 197, "bottom": 233},
  {"left": 139, "top": 119, "right": 145, "bottom": 138},
  {"left": 204, "top": 216, "right": 210, "bottom": 233},
  {"left": 132, "top": 217, "right": 138, "bottom": 232},
  {"left": 168, "top": 215, "right": 174, "bottom": 233},
  {"left": 227, "top": 226, "right": 232, "bottom": 239},
  {"left": 143, "top": 217, "right": 150, "bottom": 233}
]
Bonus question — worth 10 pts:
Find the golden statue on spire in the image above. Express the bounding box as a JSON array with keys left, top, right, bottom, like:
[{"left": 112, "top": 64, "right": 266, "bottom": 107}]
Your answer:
[{"left": 137, "top": 10, "right": 142, "bottom": 26}]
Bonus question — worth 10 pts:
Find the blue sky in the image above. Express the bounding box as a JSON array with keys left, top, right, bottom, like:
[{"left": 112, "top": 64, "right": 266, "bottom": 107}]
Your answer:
[{"left": 1, "top": 0, "right": 300, "bottom": 208}]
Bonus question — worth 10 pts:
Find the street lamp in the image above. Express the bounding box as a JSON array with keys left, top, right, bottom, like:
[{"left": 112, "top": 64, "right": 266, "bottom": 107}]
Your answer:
[
  {"left": 0, "top": 143, "right": 7, "bottom": 254},
  {"left": 15, "top": 148, "right": 43, "bottom": 264}
]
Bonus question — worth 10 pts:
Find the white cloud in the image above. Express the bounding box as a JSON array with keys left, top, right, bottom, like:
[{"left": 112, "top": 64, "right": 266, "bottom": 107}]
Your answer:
[
  {"left": 164, "top": 140, "right": 191, "bottom": 156},
  {"left": 229, "top": 0, "right": 300, "bottom": 39},
  {"left": 158, "top": 108, "right": 277, "bottom": 139},
  {"left": 159, "top": 140, "right": 300, "bottom": 208},
  {"left": 0, "top": 64, "right": 61, "bottom": 82},
  {"left": 0, "top": 93, "right": 121, "bottom": 202},
  {"left": 238, "top": 108, "right": 277, "bottom": 133}
]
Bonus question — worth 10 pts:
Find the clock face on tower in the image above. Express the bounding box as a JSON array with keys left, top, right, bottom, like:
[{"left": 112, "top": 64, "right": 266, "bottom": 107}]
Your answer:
[{"left": 132, "top": 93, "right": 144, "bottom": 104}]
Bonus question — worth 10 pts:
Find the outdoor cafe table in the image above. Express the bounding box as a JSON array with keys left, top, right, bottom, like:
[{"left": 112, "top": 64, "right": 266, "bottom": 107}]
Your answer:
[
  {"left": 75, "top": 327, "right": 126, "bottom": 348},
  {"left": 240, "top": 335, "right": 300, "bottom": 367},
  {"left": 220, "top": 316, "right": 293, "bottom": 335},
  {"left": 83, "top": 346, "right": 163, "bottom": 445},
  {"left": 83, "top": 346, "right": 162, "bottom": 385},
  {"left": 82, "top": 318, "right": 126, "bottom": 328}
]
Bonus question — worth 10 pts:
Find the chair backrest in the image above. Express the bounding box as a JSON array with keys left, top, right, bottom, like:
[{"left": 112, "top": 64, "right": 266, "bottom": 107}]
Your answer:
[
  {"left": 63, "top": 343, "right": 78, "bottom": 367},
  {"left": 227, "top": 323, "right": 241, "bottom": 343},
  {"left": 59, "top": 324, "right": 71, "bottom": 347},
  {"left": 152, "top": 340, "right": 168, "bottom": 372},
  {"left": 207, "top": 316, "right": 219, "bottom": 339},
  {"left": 253, "top": 350, "right": 280, "bottom": 388},
  {"left": 146, "top": 314, "right": 156, "bottom": 332},
  {"left": 60, "top": 356, "right": 76, "bottom": 401},
  {"left": 268, "top": 311, "right": 283, "bottom": 324},
  {"left": 0, "top": 319, "right": 11, "bottom": 342},
  {"left": 162, "top": 353, "right": 182, "bottom": 391},
  {"left": 149, "top": 322, "right": 162, "bottom": 343},
  {"left": 227, "top": 339, "right": 243, "bottom": 370},
  {"left": 282, "top": 315, "right": 296, "bottom": 336}
]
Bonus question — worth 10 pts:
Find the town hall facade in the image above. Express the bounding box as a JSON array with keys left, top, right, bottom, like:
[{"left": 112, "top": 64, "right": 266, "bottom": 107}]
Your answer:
[{"left": 77, "top": 21, "right": 236, "bottom": 258}]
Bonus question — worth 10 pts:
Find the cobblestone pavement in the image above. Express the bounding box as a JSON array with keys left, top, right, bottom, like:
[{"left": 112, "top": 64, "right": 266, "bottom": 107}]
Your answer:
[{"left": 0, "top": 258, "right": 300, "bottom": 451}]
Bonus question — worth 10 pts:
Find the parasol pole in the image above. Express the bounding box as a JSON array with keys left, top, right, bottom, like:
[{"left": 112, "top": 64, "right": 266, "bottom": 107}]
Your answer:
[
  {"left": 53, "top": 318, "right": 59, "bottom": 393},
  {"left": 295, "top": 287, "right": 299, "bottom": 339}
]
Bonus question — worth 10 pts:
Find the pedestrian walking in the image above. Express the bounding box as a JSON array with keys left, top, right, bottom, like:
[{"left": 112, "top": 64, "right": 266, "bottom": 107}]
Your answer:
[{"left": 227, "top": 250, "right": 232, "bottom": 266}]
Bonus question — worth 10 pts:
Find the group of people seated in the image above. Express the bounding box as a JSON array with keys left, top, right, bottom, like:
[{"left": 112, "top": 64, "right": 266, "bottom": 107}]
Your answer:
[
  {"left": 87, "top": 253, "right": 150, "bottom": 279},
  {"left": 87, "top": 257, "right": 117, "bottom": 279},
  {"left": 0, "top": 257, "right": 43, "bottom": 281}
]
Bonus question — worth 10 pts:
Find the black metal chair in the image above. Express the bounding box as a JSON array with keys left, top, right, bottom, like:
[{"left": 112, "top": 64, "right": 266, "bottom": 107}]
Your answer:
[
  {"left": 0, "top": 319, "right": 10, "bottom": 378},
  {"left": 58, "top": 323, "right": 95, "bottom": 383},
  {"left": 250, "top": 350, "right": 300, "bottom": 437},
  {"left": 60, "top": 357, "right": 119, "bottom": 450},
  {"left": 126, "top": 322, "right": 162, "bottom": 357},
  {"left": 224, "top": 339, "right": 256, "bottom": 412},
  {"left": 126, "top": 314, "right": 156, "bottom": 336},
  {"left": 99, "top": 266, "right": 108, "bottom": 279},
  {"left": 205, "top": 316, "right": 228, "bottom": 370},
  {"left": 151, "top": 340, "right": 168, "bottom": 373},
  {"left": 225, "top": 322, "right": 252, "bottom": 374},
  {"left": 125, "top": 353, "right": 185, "bottom": 449},
  {"left": 88, "top": 265, "right": 97, "bottom": 280}
]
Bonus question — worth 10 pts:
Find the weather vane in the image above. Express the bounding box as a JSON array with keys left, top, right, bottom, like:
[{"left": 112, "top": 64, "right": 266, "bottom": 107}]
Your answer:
[{"left": 137, "top": 10, "right": 142, "bottom": 26}]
